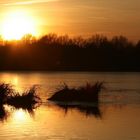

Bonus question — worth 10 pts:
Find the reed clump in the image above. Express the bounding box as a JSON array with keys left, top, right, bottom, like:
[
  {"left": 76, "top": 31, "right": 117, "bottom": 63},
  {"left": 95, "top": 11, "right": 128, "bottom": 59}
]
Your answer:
[
  {"left": 7, "top": 86, "right": 41, "bottom": 109},
  {"left": 48, "top": 82, "right": 104, "bottom": 103},
  {"left": 0, "top": 83, "right": 41, "bottom": 109},
  {"left": 0, "top": 83, "right": 13, "bottom": 104}
]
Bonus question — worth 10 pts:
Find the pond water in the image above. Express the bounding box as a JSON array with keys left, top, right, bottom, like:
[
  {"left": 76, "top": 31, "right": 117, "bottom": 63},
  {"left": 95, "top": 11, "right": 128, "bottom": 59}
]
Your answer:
[{"left": 0, "top": 72, "right": 140, "bottom": 140}]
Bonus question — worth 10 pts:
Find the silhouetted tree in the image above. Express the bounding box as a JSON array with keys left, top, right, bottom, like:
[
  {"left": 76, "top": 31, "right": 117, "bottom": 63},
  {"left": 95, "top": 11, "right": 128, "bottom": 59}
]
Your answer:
[{"left": 0, "top": 34, "right": 140, "bottom": 71}]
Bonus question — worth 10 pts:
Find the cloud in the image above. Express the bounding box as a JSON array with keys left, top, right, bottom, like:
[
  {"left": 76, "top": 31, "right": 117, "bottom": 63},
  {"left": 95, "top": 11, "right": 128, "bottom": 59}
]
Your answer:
[{"left": 2, "top": 0, "right": 59, "bottom": 6}]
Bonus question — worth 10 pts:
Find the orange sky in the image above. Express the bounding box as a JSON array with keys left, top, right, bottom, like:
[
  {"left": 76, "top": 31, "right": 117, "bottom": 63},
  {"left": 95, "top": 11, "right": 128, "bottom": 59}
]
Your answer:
[{"left": 0, "top": 0, "right": 140, "bottom": 41}]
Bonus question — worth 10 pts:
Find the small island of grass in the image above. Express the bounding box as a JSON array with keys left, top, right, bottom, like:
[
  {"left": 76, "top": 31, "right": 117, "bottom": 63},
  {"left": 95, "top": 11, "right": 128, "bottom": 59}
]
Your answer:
[
  {"left": 0, "top": 83, "right": 41, "bottom": 109},
  {"left": 7, "top": 86, "right": 41, "bottom": 109},
  {"left": 48, "top": 82, "right": 104, "bottom": 103}
]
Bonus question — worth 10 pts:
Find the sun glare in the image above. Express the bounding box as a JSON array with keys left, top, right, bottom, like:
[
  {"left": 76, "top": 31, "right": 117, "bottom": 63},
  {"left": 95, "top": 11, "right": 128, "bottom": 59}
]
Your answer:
[{"left": 1, "top": 11, "right": 36, "bottom": 40}]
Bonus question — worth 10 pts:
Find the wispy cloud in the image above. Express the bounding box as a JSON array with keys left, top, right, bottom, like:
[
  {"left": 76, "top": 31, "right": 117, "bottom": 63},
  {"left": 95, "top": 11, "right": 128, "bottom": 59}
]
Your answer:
[{"left": 2, "top": 0, "right": 59, "bottom": 6}]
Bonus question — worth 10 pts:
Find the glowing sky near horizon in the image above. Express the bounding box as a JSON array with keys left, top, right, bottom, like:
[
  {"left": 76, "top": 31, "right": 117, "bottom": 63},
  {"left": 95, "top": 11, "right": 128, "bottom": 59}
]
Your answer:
[{"left": 0, "top": 0, "right": 140, "bottom": 40}]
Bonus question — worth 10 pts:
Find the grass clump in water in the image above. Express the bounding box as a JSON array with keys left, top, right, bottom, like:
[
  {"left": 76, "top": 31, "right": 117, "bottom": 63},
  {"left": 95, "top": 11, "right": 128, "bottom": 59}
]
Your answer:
[
  {"left": 0, "top": 83, "right": 13, "bottom": 104},
  {"left": 7, "top": 86, "right": 41, "bottom": 109},
  {"left": 48, "top": 82, "right": 104, "bottom": 103}
]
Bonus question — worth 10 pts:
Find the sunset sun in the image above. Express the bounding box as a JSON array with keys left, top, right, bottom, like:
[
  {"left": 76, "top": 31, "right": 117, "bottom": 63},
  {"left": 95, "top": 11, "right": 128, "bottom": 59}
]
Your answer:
[{"left": 1, "top": 11, "right": 36, "bottom": 40}]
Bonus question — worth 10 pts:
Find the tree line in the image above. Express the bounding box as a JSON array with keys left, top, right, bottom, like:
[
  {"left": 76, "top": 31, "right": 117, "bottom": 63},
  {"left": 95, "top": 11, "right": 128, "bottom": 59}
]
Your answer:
[{"left": 0, "top": 34, "right": 140, "bottom": 71}]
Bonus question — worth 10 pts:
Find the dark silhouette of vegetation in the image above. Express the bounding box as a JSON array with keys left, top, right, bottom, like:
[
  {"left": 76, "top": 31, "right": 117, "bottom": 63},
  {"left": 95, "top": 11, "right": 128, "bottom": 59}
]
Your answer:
[
  {"left": 0, "top": 83, "right": 41, "bottom": 110},
  {"left": 0, "top": 83, "right": 41, "bottom": 121},
  {"left": 53, "top": 103, "right": 102, "bottom": 118},
  {"left": 7, "top": 86, "right": 41, "bottom": 110},
  {"left": 0, "top": 84, "right": 13, "bottom": 104},
  {"left": 0, "top": 105, "right": 9, "bottom": 121},
  {"left": 48, "top": 82, "right": 104, "bottom": 103},
  {"left": 0, "top": 34, "right": 140, "bottom": 71}
]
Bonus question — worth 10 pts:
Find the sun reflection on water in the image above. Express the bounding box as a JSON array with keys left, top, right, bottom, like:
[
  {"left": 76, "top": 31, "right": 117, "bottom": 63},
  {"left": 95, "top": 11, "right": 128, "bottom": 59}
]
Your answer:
[
  {"left": 7, "top": 108, "right": 34, "bottom": 135},
  {"left": 13, "top": 76, "right": 18, "bottom": 85},
  {"left": 13, "top": 109, "right": 28, "bottom": 122}
]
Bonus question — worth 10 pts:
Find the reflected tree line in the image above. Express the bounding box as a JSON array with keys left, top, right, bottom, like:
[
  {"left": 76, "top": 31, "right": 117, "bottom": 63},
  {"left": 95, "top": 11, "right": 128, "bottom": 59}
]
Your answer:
[{"left": 0, "top": 34, "right": 140, "bottom": 71}]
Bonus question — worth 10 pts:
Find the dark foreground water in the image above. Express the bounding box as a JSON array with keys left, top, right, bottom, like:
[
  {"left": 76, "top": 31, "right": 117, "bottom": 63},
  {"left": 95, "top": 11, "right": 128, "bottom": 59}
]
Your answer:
[{"left": 0, "top": 72, "right": 140, "bottom": 140}]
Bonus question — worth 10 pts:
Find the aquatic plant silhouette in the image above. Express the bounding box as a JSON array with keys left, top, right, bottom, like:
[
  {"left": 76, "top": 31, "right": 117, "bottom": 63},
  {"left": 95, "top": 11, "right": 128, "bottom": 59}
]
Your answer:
[
  {"left": 0, "top": 83, "right": 13, "bottom": 104},
  {"left": 0, "top": 84, "right": 41, "bottom": 121},
  {"left": 0, "top": 105, "right": 9, "bottom": 121},
  {"left": 48, "top": 82, "right": 104, "bottom": 102},
  {"left": 0, "top": 83, "right": 41, "bottom": 111},
  {"left": 7, "top": 86, "right": 41, "bottom": 109},
  {"left": 54, "top": 103, "right": 102, "bottom": 118},
  {"left": 48, "top": 82, "right": 104, "bottom": 117}
]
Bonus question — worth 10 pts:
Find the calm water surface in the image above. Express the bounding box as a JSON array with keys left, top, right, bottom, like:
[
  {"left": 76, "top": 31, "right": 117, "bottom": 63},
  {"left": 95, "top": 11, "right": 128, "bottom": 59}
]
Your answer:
[{"left": 0, "top": 72, "right": 140, "bottom": 140}]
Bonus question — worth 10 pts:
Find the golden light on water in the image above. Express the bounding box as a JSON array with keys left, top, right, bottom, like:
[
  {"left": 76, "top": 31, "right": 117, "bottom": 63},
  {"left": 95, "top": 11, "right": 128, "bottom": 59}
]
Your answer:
[
  {"left": 1, "top": 10, "right": 37, "bottom": 40},
  {"left": 13, "top": 76, "right": 19, "bottom": 85},
  {"left": 12, "top": 109, "right": 28, "bottom": 122},
  {"left": 0, "top": 74, "right": 23, "bottom": 93},
  {"left": 12, "top": 76, "right": 23, "bottom": 93}
]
